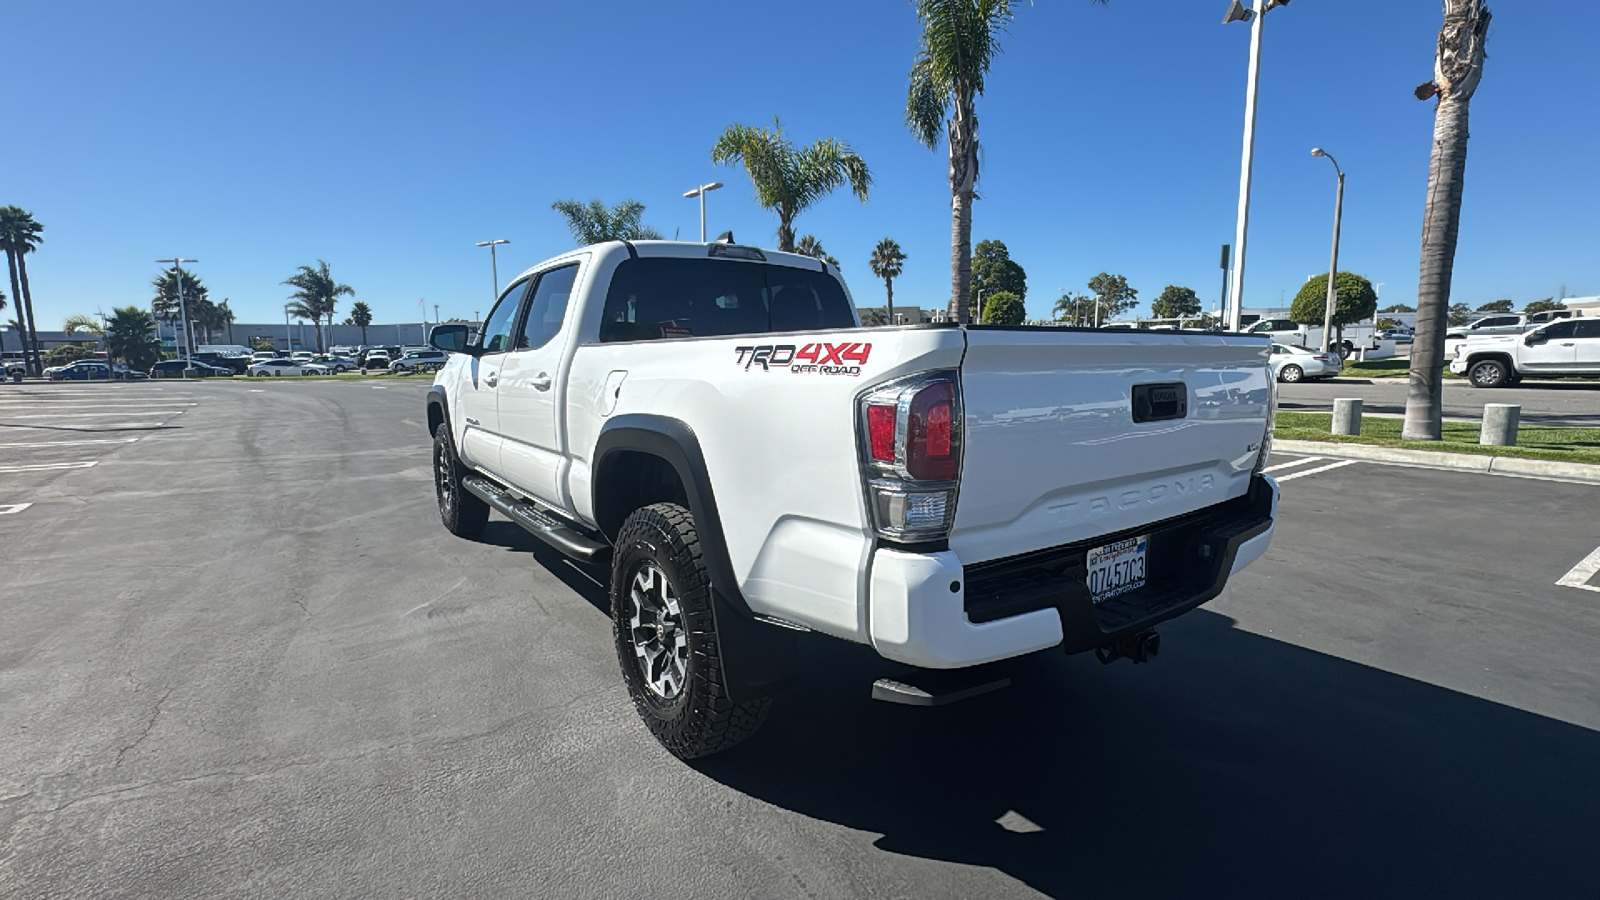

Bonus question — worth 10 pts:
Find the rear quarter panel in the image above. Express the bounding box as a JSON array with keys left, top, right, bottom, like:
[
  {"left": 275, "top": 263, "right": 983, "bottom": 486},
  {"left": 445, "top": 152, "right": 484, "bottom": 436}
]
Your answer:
[{"left": 567, "top": 327, "right": 965, "bottom": 641}]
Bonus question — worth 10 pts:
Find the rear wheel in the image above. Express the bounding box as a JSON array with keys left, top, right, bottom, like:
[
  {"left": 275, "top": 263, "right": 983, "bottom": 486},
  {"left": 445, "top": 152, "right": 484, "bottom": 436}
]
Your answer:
[
  {"left": 432, "top": 423, "right": 488, "bottom": 537},
  {"left": 1468, "top": 359, "right": 1509, "bottom": 388},
  {"left": 1278, "top": 364, "right": 1304, "bottom": 384},
  {"left": 611, "top": 503, "right": 770, "bottom": 759}
]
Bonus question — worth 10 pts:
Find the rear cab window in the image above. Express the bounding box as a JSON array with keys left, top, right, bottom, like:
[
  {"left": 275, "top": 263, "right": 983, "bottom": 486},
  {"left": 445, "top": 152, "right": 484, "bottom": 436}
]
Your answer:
[{"left": 598, "top": 258, "right": 854, "bottom": 343}]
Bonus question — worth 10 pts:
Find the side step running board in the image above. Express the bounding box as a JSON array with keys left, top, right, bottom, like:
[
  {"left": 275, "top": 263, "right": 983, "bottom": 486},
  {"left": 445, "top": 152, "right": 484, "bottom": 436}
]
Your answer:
[
  {"left": 871, "top": 665, "right": 1011, "bottom": 707},
  {"left": 461, "top": 475, "right": 612, "bottom": 564}
]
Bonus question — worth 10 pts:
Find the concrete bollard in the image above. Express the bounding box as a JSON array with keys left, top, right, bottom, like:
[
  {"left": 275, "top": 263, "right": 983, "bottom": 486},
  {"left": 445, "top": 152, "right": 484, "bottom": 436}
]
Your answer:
[
  {"left": 1481, "top": 403, "right": 1521, "bottom": 447},
  {"left": 1332, "top": 398, "right": 1363, "bottom": 436}
]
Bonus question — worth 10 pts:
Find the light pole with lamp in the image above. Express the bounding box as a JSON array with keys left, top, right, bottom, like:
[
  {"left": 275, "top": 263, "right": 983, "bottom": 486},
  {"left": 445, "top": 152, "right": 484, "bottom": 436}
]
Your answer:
[
  {"left": 475, "top": 239, "right": 510, "bottom": 305},
  {"left": 154, "top": 258, "right": 198, "bottom": 361},
  {"left": 683, "top": 182, "right": 723, "bottom": 242},
  {"left": 1311, "top": 147, "right": 1344, "bottom": 353},
  {"left": 1222, "top": 0, "right": 1294, "bottom": 331},
  {"left": 284, "top": 304, "right": 293, "bottom": 356}
]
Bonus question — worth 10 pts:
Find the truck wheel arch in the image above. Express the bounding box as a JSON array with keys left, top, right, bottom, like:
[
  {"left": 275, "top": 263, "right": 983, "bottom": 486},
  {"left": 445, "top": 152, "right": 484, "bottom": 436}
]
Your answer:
[
  {"left": 426, "top": 385, "right": 449, "bottom": 436},
  {"left": 594, "top": 415, "right": 797, "bottom": 701}
]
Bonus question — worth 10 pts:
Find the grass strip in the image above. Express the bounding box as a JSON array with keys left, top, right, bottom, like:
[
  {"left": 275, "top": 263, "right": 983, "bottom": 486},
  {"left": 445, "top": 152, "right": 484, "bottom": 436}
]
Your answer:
[
  {"left": 1341, "top": 358, "right": 1460, "bottom": 379},
  {"left": 1275, "top": 411, "right": 1600, "bottom": 465}
]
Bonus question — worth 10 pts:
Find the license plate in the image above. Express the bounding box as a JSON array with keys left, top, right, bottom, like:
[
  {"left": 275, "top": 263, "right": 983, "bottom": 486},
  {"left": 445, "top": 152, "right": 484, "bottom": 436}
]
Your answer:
[{"left": 1087, "top": 536, "right": 1147, "bottom": 604}]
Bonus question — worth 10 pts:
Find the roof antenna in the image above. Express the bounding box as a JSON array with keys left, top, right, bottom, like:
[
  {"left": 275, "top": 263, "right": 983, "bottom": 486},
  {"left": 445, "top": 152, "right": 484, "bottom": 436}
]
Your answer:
[{"left": 715, "top": 230, "right": 735, "bottom": 244}]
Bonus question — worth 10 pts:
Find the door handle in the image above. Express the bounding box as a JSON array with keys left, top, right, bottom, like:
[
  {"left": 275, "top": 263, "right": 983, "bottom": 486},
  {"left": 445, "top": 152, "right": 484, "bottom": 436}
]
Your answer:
[
  {"left": 484, "top": 371, "right": 498, "bottom": 388},
  {"left": 531, "top": 373, "right": 552, "bottom": 391},
  {"left": 1561, "top": 342, "right": 1575, "bottom": 346}
]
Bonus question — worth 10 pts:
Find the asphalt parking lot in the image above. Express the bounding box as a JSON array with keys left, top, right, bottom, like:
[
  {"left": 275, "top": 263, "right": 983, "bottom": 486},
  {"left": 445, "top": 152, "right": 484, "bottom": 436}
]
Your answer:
[{"left": 3, "top": 380, "right": 1598, "bottom": 898}]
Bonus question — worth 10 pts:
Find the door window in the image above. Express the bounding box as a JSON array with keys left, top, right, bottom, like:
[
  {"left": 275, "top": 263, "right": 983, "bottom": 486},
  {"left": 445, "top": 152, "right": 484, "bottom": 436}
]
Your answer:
[
  {"left": 1573, "top": 320, "right": 1600, "bottom": 339},
  {"left": 1477, "top": 316, "right": 1517, "bottom": 328},
  {"left": 481, "top": 282, "right": 528, "bottom": 354},
  {"left": 517, "top": 265, "right": 579, "bottom": 351},
  {"left": 1537, "top": 321, "right": 1577, "bottom": 340}
]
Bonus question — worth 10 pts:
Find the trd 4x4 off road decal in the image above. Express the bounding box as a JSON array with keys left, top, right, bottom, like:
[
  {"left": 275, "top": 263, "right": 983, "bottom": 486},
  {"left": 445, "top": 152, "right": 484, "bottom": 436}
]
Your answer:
[{"left": 734, "top": 342, "right": 872, "bottom": 376}]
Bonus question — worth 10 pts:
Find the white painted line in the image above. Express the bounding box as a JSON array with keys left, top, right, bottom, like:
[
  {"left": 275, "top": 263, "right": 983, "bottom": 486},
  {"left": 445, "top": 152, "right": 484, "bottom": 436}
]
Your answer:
[
  {"left": 0, "top": 503, "right": 32, "bottom": 515},
  {"left": 371, "top": 386, "right": 388, "bottom": 390},
  {"left": 1275, "top": 459, "right": 1359, "bottom": 482},
  {"left": 249, "top": 389, "right": 265, "bottom": 393},
  {"left": 0, "top": 402, "right": 197, "bottom": 409},
  {"left": 2, "top": 411, "right": 188, "bottom": 419},
  {"left": 2, "top": 422, "right": 168, "bottom": 430},
  {"left": 0, "top": 461, "right": 99, "bottom": 473},
  {"left": 1556, "top": 545, "right": 1600, "bottom": 594},
  {"left": 0, "top": 437, "right": 141, "bottom": 448},
  {"left": 1262, "top": 457, "right": 1323, "bottom": 474}
]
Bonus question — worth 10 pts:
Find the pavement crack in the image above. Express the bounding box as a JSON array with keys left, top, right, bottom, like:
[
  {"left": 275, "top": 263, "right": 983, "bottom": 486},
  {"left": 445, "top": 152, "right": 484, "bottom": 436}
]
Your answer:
[{"left": 113, "top": 687, "right": 174, "bottom": 767}]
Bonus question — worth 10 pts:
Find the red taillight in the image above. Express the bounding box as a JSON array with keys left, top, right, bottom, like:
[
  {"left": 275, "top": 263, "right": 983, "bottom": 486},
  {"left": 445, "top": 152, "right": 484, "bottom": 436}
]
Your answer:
[
  {"left": 907, "top": 382, "right": 957, "bottom": 481},
  {"left": 867, "top": 404, "right": 897, "bottom": 462}
]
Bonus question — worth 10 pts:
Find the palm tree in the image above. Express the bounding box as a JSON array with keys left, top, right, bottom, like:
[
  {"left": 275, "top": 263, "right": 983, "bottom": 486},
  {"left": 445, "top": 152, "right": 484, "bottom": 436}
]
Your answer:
[
  {"left": 217, "top": 299, "right": 236, "bottom": 344},
  {"left": 906, "top": 1, "right": 1105, "bottom": 322},
  {"left": 0, "top": 206, "right": 45, "bottom": 374},
  {"left": 550, "top": 199, "right": 664, "bottom": 245},
  {"left": 711, "top": 118, "right": 872, "bottom": 252},
  {"left": 283, "top": 260, "right": 354, "bottom": 354},
  {"left": 151, "top": 266, "right": 208, "bottom": 326},
  {"left": 346, "top": 301, "right": 374, "bottom": 345},
  {"left": 62, "top": 314, "right": 104, "bottom": 337},
  {"left": 796, "top": 234, "right": 841, "bottom": 269},
  {"left": 868, "top": 238, "right": 907, "bottom": 326},
  {"left": 1403, "top": 0, "right": 1491, "bottom": 441},
  {"left": 104, "top": 306, "right": 161, "bottom": 371}
]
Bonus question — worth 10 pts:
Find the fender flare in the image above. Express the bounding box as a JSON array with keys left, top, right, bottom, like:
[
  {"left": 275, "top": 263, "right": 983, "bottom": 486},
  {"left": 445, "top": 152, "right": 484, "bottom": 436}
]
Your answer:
[
  {"left": 594, "top": 414, "right": 797, "bottom": 700},
  {"left": 426, "top": 385, "right": 449, "bottom": 434}
]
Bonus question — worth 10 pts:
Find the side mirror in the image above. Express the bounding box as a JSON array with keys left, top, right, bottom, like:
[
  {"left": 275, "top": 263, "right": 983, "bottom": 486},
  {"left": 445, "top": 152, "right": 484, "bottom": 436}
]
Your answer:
[
  {"left": 430, "top": 324, "right": 477, "bottom": 355},
  {"left": 1525, "top": 333, "right": 1545, "bottom": 346}
]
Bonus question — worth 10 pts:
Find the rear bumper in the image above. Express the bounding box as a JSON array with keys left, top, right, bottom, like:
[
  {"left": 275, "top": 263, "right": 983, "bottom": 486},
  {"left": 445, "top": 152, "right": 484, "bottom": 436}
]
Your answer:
[{"left": 867, "top": 475, "right": 1278, "bottom": 669}]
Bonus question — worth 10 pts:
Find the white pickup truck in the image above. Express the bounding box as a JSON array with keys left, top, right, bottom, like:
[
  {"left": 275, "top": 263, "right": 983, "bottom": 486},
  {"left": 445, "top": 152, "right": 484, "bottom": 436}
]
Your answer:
[
  {"left": 1450, "top": 318, "right": 1600, "bottom": 387},
  {"left": 425, "top": 239, "right": 1279, "bottom": 758}
]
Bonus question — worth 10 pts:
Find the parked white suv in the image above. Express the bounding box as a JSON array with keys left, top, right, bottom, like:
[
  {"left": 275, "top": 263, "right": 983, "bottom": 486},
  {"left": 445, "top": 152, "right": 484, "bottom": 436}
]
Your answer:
[
  {"left": 424, "top": 240, "right": 1279, "bottom": 758},
  {"left": 1450, "top": 318, "right": 1600, "bottom": 387}
]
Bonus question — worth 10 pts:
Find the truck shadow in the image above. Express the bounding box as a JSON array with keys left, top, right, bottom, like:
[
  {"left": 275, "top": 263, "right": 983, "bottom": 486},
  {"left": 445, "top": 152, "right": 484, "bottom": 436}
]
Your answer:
[
  {"left": 474, "top": 521, "right": 611, "bottom": 616},
  {"left": 695, "top": 610, "right": 1599, "bottom": 899}
]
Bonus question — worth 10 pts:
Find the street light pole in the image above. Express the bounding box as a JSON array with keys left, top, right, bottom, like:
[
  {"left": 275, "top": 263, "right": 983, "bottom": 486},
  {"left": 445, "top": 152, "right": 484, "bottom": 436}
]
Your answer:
[
  {"left": 1312, "top": 148, "right": 1344, "bottom": 352},
  {"left": 1222, "top": 0, "right": 1293, "bottom": 332},
  {"left": 475, "top": 239, "right": 510, "bottom": 304},
  {"left": 284, "top": 304, "right": 292, "bottom": 356},
  {"left": 683, "top": 182, "right": 724, "bottom": 242},
  {"left": 154, "top": 258, "right": 198, "bottom": 360}
]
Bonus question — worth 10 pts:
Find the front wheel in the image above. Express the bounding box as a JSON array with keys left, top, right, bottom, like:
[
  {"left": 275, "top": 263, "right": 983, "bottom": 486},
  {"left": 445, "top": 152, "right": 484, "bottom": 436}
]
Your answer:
[
  {"left": 432, "top": 423, "right": 488, "bottom": 537},
  {"left": 1278, "top": 364, "right": 1304, "bottom": 384},
  {"left": 611, "top": 503, "right": 770, "bottom": 759},
  {"left": 1468, "top": 359, "right": 1509, "bottom": 388}
]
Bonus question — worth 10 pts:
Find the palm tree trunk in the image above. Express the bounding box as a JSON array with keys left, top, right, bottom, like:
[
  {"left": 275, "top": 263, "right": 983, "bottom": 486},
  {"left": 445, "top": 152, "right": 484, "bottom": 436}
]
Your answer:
[
  {"left": 777, "top": 214, "right": 796, "bottom": 253},
  {"left": 17, "top": 254, "right": 41, "bottom": 376},
  {"left": 1403, "top": 0, "right": 1490, "bottom": 441},
  {"left": 947, "top": 94, "right": 978, "bottom": 324},
  {"left": 886, "top": 277, "right": 896, "bottom": 326},
  {"left": 4, "top": 249, "right": 27, "bottom": 373}
]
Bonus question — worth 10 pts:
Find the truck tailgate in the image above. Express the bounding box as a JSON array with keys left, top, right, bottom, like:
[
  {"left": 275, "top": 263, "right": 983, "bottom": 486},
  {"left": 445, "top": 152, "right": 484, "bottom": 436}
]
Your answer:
[{"left": 951, "top": 329, "right": 1272, "bottom": 564}]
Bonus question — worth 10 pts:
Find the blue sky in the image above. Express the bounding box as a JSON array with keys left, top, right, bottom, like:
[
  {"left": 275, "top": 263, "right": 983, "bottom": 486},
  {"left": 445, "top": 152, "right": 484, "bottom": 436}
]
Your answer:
[{"left": 8, "top": 0, "right": 1598, "bottom": 331}]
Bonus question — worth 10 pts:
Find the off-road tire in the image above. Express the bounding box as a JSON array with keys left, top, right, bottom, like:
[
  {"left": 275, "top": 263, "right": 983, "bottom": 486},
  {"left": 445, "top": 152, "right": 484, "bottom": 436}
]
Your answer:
[
  {"left": 611, "top": 502, "right": 770, "bottom": 759},
  {"left": 1468, "top": 358, "right": 1509, "bottom": 388},
  {"left": 1278, "top": 364, "right": 1304, "bottom": 384},
  {"left": 433, "top": 423, "right": 488, "bottom": 538}
]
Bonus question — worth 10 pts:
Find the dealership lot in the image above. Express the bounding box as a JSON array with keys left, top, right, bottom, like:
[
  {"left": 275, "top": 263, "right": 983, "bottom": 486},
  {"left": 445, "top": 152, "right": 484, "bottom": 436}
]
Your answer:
[{"left": 2, "top": 380, "right": 1597, "bottom": 898}]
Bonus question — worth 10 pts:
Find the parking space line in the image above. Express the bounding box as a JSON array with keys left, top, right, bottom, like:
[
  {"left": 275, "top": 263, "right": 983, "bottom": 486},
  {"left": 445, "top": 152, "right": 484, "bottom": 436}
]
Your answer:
[
  {"left": 1556, "top": 546, "right": 1600, "bottom": 594},
  {"left": 1262, "top": 457, "right": 1322, "bottom": 474},
  {"left": 0, "top": 503, "right": 32, "bottom": 515},
  {"left": 0, "top": 402, "right": 197, "bottom": 409},
  {"left": 0, "top": 438, "right": 141, "bottom": 448},
  {"left": 1275, "top": 459, "right": 1359, "bottom": 482},
  {"left": 2, "top": 411, "right": 188, "bottom": 419},
  {"left": 0, "top": 461, "right": 99, "bottom": 473}
]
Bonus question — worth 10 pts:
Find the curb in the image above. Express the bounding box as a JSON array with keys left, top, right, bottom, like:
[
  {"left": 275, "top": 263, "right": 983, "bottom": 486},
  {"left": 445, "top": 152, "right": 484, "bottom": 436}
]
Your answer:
[{"left": 1274, "top": 439, "right": 1600, "bottom": 484}]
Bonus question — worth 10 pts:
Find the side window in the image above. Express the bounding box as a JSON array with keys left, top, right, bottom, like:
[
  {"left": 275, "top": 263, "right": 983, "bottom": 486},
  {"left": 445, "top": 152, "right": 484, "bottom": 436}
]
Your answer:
[
  {"left": 516, "top": 265, "right": 580, "bottom": 351},
  {"left": 1573, "top": 320, "right": 1600, "bottom": 339},
  {"left": 1538, "top": 321, "right": 1577, "bottom": 339},
  {"left": 1479, "top": 316, "right": 1514, "bottom": 328},
  {"left": 481, "top": 281, "right": 528, "bottom": 354}
]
